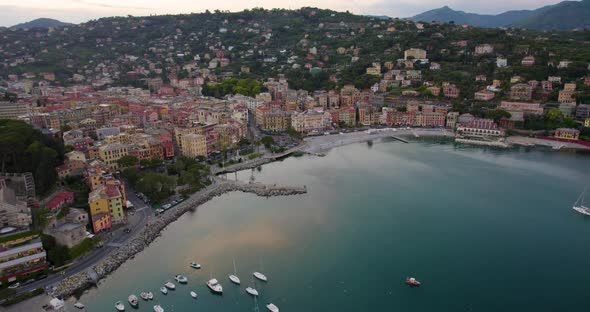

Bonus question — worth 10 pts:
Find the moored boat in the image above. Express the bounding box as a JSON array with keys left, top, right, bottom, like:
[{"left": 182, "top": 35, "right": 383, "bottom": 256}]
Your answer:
[
  {"left": 128, "top": 294, "right": 139, "bottom": 307},
  {"left": 160, "top": 287, "right": 168, "bottom": 295},
  {"left": 229, "top": 274, "right": 241, "bottom": 285},
  {"left": 573, "top": 189, "right": 590, "bottom": 216},
  {"left": 207, "top": 278, "right": 223, "bottom": 294},
  {"left": 140, "top": 292, "right": 149, "bottom": 301},
  {"left": 266, "top": 303, "right": 279, "bottom": 312},
  {"left": 405, "top": 277, "right": 421, "bottom": 287},
  {"left": 253, "top": 272, "right": 267, "bottom": 282},
  {"left": 245, "top": 287, "right": 259, "bottom": 296},
  {"left": 164, "top": 281, "right": 176, "bottom": 290},
  {"left": 147, "top": 292, "right": 154, "bottom": 300},
  {"left": 74, "top": 302, "right": 85, "bottom": 309},
  {"left": 190, "top": 262, "right": 201, "bottom": 269},
  {"left": 115, "top": 301, "right": 125, "bottom": 311},
  {"left": 190, "top": 291, "right": 198, "bottom": 298},
  {"left": 153, "top": 305, "right": 164, "bottom": 312},
  {"left": 175, "top": 275, "right": 188, "bottom": 283}
]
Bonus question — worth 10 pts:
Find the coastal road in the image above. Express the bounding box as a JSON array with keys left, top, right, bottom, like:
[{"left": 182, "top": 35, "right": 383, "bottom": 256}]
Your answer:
[{"left": 16, "top": 188, "right": 152, "bottom": 296}]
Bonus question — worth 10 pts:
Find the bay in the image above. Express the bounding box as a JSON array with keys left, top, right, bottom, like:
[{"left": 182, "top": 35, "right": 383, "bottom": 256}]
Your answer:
[{"left": 76, "top": 140, "right": 590, "bottom": 312}]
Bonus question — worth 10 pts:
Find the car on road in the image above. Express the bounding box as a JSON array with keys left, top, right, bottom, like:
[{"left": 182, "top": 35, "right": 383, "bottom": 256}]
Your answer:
[
  {"left": 162, "top": 204, "right": 172, "bottom": 209},
  {"left": 8, "top": 282, "right": 20, "bottom": 289},
  {"left": 123, "top": 228, "right": 131, "bottom": 234}
]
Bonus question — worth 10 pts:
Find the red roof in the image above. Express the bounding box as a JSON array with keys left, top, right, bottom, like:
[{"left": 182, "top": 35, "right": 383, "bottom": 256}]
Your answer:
[{"left": 105, "top": 185, "right": 121, "bottom": 198}]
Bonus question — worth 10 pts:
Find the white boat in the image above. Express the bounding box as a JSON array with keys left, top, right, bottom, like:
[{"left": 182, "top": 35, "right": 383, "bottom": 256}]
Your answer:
[
  {"left": 147, "top": 292, "right": 154, "bottom": 300},
  {"left": 140, "top": 292, "right": 149, "bottom": 300},
  {"left": 175, "top": 275, "right": 188, "bottom": 283},
  {"left": 128, "top": 294, "right": 139, "bottom": 307},
  {"left": 164, "top": 281, "right": 176, "bottom": 290},
  {"left": 190, "top": 291, "right": 198, "bottom": 298},
  {"left": 190, "top": 262, "right": 201, "bottom": 269},
  {"left": 245, "top": 287, "right": 259, "bottom": 296},
  {"left": 229, "top": 274, "right": 241, "bottom": 285},
  {"left": 160, "top": 287, "right": 168, "bottom": 295},
  {"left": 74, "top": 302, "right": 85, "bottom": 309},
  {"left": 266, "top": 303, "right": 279, "bottom": 312},
  {"left": 229, "top": 258, "right": 240, "bottom": 284},
  {"left": 207, "top": 278, "right": 223, "bottom": 294},
  {"left": 153, "top": 305, "right": 164, "bottom": 312},
  {"left": 115, "top": 301, "right": 125, "bottom": 311},
  {"left": 253, "top": 272, "right": 267, "bottom": 282},
  {"left": 573, "top": 189, "right": 590, "bottom": 216}
]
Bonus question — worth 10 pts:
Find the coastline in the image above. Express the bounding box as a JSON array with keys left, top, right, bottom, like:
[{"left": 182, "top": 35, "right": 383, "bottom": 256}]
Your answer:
[
  {"left": 49, "top": 179, "right": 306, "bottom": 299},
  {"left": 17, "top": 127, "right": 589, "bottom": 306}
]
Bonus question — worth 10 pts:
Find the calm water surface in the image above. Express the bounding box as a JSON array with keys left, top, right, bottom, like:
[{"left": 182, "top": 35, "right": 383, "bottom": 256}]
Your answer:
[{"left": 77, "top": 140, "right": 590, "bottom": 312}]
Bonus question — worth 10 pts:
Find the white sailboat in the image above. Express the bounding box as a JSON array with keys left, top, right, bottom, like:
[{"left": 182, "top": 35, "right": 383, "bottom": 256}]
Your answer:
[
  {"left": 229, "top": 258, "right": 241, "bottom": 285},
  {"left": 573, "top": 189, "right": 590, "bottom": 216}
]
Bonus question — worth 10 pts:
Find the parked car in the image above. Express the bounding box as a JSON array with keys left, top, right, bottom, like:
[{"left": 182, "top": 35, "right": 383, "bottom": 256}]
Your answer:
[
  {"left": 123, "top": 228, "right": 131, "bottom": 234},
  {"left": 8, "top": 282, "right": 20, "bottom": 289}
]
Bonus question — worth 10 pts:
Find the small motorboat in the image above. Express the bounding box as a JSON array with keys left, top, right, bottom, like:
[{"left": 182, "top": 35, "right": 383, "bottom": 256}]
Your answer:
[
  {"left": 245, "top": 287, "right": 259, "bottom": 296},
  {"left": 128, "top": 294, "right": 139, "bottom": 307},
  {"left": 207, "top": 278, "right": 223, "bottom": 294},
  {"left": 74, "top": 302, "right": 85, "bottom": 309},
  {"left": 190, "top": 291, "right": 198, "bottom": 298},
  {"left": 229, "top": 274, "right": 241, "bottom": 285},
  {"left": 190, "top": 262, "right": 201, "bottom": 269},
  {"left": 115, "top": 301, "right": 125, "bottom": 311},
  {"left": 153, "top": 305, "right": 164, "bottom": 312},
  {"left": 175, "top": 275, "right": 188, "bottom": 283},
  {"left": 164, "top": 281, "right": 176, "bottom": 290},
  {"left": 266, "top": 303, "right": 279, "bottom": 312},
  {"left": 160, "top": 287, "right": 168, "bottom": 295},
  {"left": 147, "top": 292, "right": 154, "bottom": 300},
  {"left": 140, "top": 292, "right": 149, "bottom": 301},
  {"left": 253, "top": 272, "right": 267, "bottom": 282},
  {"left": 405, "top": 277, "right": 421, "bottom": 287}
]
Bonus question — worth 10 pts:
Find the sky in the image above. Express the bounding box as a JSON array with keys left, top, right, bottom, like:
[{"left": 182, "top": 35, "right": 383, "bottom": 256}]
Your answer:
[{"left": 0, "top": 0, "right": 566, "bottom": 27}]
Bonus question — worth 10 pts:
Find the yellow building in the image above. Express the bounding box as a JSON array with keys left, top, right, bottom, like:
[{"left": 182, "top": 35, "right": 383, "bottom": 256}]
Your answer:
[
  {"left": 555, "top": 128, "right": 580, "bottom": 140},
  {"left": 88, "top": 186, "right": 111, "bottom": 233},
  {"left": 585, "top": 118, "right": 590, "bottom": 128},
  {"left": 174, "top": 127, "right": 204, "bottom": 154},
  {"left": 181, "top": 134, "right": 207, "bottom": 158},
  {"left": 404, "top": 48, "right": 427, "bottom": 60},
  {"left": 98, "top": 143, "right": 129, "bottom": 170}
]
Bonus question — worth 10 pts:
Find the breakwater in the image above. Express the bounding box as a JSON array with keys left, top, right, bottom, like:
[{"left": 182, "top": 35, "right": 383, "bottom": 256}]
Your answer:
[{"left": 50, "top": 179, "right": 306, "bottom": 299}]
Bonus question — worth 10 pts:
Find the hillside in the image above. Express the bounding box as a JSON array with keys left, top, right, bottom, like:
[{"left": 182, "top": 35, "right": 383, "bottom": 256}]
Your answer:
[
  {"left": 10, "top": 18, "right": 71, "bottom": 30},
  {"left": 514, "top": 0, "right": 590, "bottom": 30},
  {"left": 409, "top": 6, "right": 538, "bottom": 28},
  {"left": 409, "top": 1, "right": 590, "bottom": 30}
]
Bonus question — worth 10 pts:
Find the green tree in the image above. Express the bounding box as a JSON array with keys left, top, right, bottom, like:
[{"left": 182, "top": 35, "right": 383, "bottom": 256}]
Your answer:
[
  {"left": 261, "top": 136, "right": 275, "bottom": 148},
  {"left": 117, "top": 155, "right": 138, "bottom": 168}
]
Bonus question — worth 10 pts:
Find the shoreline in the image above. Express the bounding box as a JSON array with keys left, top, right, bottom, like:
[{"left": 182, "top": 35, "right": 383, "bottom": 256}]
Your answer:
[{"left": 49, "top": 179, "right": 306, "bottom": 299}]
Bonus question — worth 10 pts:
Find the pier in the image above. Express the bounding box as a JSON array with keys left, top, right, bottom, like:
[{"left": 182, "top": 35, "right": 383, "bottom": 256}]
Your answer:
[{"left": 390, "top": 136, "right": 409, "bottom": 143}]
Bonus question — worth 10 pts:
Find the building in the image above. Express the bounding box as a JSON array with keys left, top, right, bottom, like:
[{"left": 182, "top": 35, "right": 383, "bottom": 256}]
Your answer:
[
  {"left": 510, "top": 84, "right": 533, "bottom": 101},
  {"left": 88, "top": 184, "right": 125, "bottom": 233},
  {"left": 98, "top": 143, "right": 129, "bottom": 170},
  {"left": 497, "top": 57, "right": 508, "bottom": 68},
  {"left": 45, "top": 191, "right": 74, "bottom": 211},
  {"left": 474, "top": 90, "right": 495, "bottom": 101},
  {"left": 0, "top": 101, "right": 30, "bottom": 120},
  {"left": 446, "top": 112, "right": 459, "bottom": 128},
  {"left": 555, "top": 128, "right": 580, "bottom": 140},
  {"left": 558, "top": 90, "right": 576, "bottom": 104},
  {"left": 443, "top": 83, "right": 460, "bottom": 98},
  {"left": 456, "top": 119, "right": 504, "bottom": 138},
  {"left": 522, "top": 56, "right": 535, "bottom": 66},
  {"left": 43, "top": 208, "right": 88, "bottom": 248},
  {"left": 181, "top": 134, "right": 207, "bottom": 158},
  {"left": 290, "top": 110, "right": 332, "bottom": 133},
  {"left": 404, "top": 48, "right": 427, "bottom": 60},
  {"left": 0, "top": 179, "right": 32, "bottom": 229},
  {"left": 576, "top": 104, "right": 590, "bottom": 119},
  {"left": 500, "top": 101, "right": 544, "bottom": 116},
  {"left": 475, "top": 44, "right": 494, "bottom": 55},
  {"left": 0, "top": 237, "right": 47, "bottom": 283}
]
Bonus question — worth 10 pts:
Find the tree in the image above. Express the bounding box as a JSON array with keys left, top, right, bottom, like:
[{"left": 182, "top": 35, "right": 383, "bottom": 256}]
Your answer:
[
  {"left": 261, "top": 136, "right": 275, "bottom": 148},
  {"left": 117, "top": 155, "right": 138, "bottom": 168},
  {"left": 485, "top": 109, "right": 512, "bottom": 123}
]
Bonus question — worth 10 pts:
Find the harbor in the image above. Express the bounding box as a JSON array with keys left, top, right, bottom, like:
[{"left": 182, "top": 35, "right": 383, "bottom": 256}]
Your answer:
[{"left": 69, "top": 142, "right": 590, "bottom": 312}]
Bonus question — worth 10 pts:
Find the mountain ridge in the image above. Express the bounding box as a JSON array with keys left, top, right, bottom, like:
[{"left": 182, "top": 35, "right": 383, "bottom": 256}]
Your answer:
[{"left": 10, "top": 18, "right": 72, "bottom": 30}]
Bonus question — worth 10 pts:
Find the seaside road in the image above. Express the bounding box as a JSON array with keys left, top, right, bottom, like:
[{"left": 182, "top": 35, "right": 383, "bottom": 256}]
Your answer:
[{"left": 15, "top": 186, "right": 151, "bottom": 296}]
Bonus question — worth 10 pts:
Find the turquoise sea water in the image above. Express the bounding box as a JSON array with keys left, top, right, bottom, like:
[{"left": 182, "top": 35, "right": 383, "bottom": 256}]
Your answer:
[{"left": 77, "top": 140, "right": 590, "bottom": 312}]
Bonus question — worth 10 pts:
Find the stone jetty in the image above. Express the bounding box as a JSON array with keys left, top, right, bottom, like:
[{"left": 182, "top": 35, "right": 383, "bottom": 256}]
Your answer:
[{"left": 50, "top": 178, "right": 306, "bottom": 298}]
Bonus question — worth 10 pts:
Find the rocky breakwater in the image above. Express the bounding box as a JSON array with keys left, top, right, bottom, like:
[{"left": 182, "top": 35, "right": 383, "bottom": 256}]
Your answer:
[{"left": 51, "top": 179, "right": 306, "bottom": 298}]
